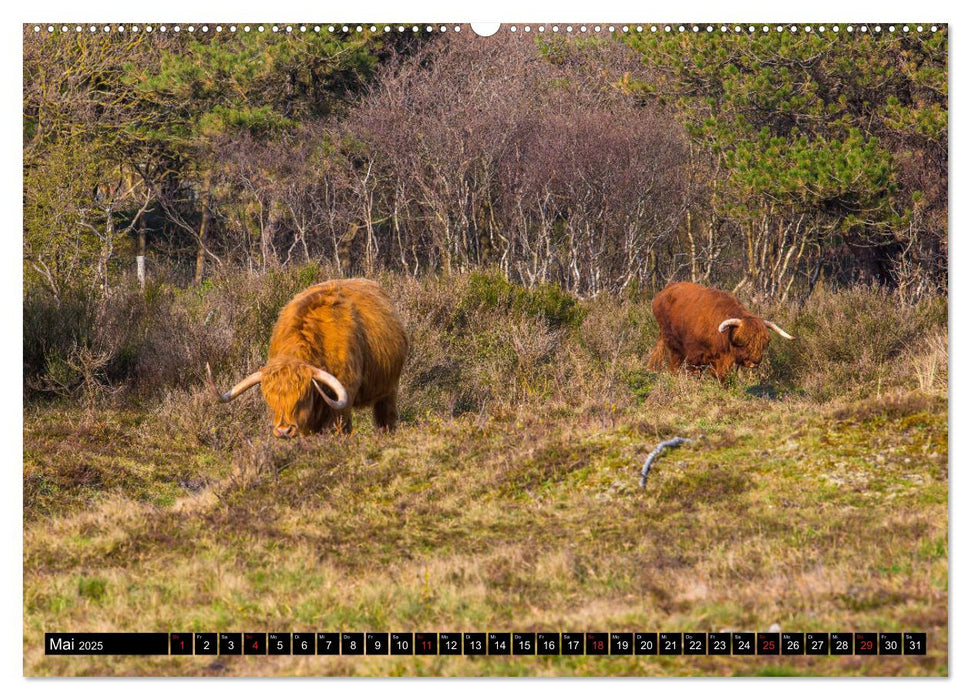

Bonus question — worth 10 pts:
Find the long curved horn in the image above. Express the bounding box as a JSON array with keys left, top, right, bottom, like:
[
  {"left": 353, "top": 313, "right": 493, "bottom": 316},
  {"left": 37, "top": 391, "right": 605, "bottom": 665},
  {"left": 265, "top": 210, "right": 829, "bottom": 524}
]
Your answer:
[
  {"left": 206, "top": 363, "right": 263, "bottom": 403},
  {"left": 311, "top": 368, "right": 349, "bottom": 410},
  {"left": 764, "top": 321, "right": 795, "bottom": 340},
  {"left": 718, "top": 318, "right": 743, "bottom": 333}
]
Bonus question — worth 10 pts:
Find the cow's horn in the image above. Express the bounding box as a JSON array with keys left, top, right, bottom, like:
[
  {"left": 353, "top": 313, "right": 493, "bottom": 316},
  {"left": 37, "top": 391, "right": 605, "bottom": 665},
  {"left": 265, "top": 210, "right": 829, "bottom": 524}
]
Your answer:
[
  {"left": 206, "top": 363, "right": 263, "bottom": 403},
  {"left": 311, "top": 368, "right": 349, "bottom": 410},
  {"left": 718, "top": 318, "right": 743, "bottom": 333},
  {"left": 765, "top": 321, "right": 795, "bottom": 340}
]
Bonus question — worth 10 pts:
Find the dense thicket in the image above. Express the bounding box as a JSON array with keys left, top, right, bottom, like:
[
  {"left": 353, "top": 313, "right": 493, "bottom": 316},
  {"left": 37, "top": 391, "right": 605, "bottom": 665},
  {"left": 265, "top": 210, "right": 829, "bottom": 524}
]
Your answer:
[
  {"left": 624, "top": 27, "right": 947, "bottom": 301},
  {"left": 23, "top": 27, "right": 947, "bottom": 302}
]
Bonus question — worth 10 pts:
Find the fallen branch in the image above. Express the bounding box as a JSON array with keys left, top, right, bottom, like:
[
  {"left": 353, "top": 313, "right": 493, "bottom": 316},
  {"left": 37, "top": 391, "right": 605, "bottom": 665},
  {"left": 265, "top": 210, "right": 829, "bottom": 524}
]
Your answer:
[{"left": 639, "top": 437, "right": 689, "bottom": 487}]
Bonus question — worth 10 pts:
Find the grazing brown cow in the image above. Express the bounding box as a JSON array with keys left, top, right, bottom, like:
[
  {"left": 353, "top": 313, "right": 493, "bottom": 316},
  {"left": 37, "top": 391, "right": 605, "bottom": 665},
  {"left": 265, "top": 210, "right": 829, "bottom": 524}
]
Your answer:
[
  {"left": 207, "top": 278, "right": 408, "bottom": 437},
  {"left": 648, "top": 281, "right": 793, "bottom": 383}
]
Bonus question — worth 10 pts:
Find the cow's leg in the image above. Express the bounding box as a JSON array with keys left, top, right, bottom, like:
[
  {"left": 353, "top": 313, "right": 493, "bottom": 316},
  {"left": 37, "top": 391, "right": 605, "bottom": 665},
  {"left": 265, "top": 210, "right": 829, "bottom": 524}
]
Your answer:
[
  {"left": 373, "top": 394, "right": 398, "bottom": 432},
  {"left": 668, "top": 350, "right": 686, "bottom": 373}
]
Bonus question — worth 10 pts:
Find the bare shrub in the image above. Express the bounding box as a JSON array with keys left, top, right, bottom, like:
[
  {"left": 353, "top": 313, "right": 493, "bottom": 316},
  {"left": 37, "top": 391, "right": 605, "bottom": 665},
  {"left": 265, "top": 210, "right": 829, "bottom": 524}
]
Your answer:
[
  {"left": 510, "top": 319, "right": 562, "bottom": 376},
  {"left": 153, "top": 384, "right": 266, "bottom": 451},
  {"left": 36, "top": 342, "right": 118, "bottom": 407},
  {"left": 908, "top": 328, "right": 948, "bottom": 393},
  {"left": 575, "top": 299, "right": 635, "bottom": 402},
  {"left": 347, "top": 33, "right": 690, "bottom": 294},
  {"left": 218, "top": 437, "right": 280, "bottom": 495},
  {"left": 25, "top": 269, "right": 947, "bottom": 417},
  {"left": 760, "top": 285, "right": 946, "bottom": 400},
  {"left": 392, "top": 273, "right": 474, "bottom": 419}
]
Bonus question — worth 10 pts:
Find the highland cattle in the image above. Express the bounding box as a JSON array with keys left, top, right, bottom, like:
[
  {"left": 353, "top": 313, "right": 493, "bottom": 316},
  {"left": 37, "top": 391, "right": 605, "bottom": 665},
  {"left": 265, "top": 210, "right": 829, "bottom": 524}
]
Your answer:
[
  {"left": 648, "top": 282, "right": 793, "bottom": 383},
  {"left": 207, "top": 278, "right": 408, "bottom": 437}
]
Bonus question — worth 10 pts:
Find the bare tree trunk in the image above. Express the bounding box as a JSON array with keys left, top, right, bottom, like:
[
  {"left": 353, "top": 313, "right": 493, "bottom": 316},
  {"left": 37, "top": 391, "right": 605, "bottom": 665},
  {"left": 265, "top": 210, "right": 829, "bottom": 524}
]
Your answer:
[
  {"left": 686, "top": 209, "right": 697, "bottom": 283},
  {"left": 136, "top": 214, "right": 146, "bottom": 291},
  {"left": 741, "top": 221, "right": 756, "bottom": 291},
  {"left": 649, "top": 249, "right": 658, "bottom": 292},
  {"left": 262, "top": 199, "right": 284, "bottom": 270},
  {"left": 194, "top": 185, "right": 210, "bottom": 285},
  {"left": 704, "top": 216, "right": 716, "bottom": 282},
  {"left": 99, "top": 200, "right": 115, "bottom": 296},
  {"left": 806, "top": 248, "right": 824, "bottom": 301}
]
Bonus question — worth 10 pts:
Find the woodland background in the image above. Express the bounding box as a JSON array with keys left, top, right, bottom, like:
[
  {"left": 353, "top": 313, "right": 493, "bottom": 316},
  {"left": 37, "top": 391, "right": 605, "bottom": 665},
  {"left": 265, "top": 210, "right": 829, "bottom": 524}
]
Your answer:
[{"left": 24, "top": 27, "right": 946, "bottom": 302}]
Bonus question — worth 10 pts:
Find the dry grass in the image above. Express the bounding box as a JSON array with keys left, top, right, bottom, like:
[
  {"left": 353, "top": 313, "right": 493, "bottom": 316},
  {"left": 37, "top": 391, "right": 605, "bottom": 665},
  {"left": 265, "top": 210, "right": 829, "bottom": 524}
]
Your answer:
[
  {"left": 23, "top": 387, "right": 947, "bottom": 676},
  {"left": 23, "top": 272, "right": 948, "bottom": 676}
]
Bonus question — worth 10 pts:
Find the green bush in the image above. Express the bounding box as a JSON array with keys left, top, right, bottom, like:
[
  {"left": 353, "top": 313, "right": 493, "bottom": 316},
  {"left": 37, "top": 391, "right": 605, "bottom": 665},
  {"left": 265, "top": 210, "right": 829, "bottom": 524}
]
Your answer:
[
  {"left": 23, "top": 288, "right": 97, "bottom": 389},
  {"left": 460, "top": 270, "right": 585, "bottom": 329},
  {"left": 513, "top": 281, "right": 586, "bottom": 329}
]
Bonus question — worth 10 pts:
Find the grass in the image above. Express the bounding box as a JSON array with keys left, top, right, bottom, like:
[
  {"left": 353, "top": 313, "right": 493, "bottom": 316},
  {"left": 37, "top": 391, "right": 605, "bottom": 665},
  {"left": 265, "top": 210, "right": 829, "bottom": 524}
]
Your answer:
[
  {"left": 23, "top": 383, "right": 947, "bottom": 676},
  {"left": 22, "top": 272, "right": 948, "bottom": 676}
]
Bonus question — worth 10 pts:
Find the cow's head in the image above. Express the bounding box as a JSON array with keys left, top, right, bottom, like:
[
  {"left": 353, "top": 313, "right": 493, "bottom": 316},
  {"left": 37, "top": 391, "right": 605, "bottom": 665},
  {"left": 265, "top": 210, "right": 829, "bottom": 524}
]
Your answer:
[
  {"left": 206, "top": 358, "right": 348, "bottom": 438},
  {"left": 718, "top": 316, "right": 794, "bottom": 368}
]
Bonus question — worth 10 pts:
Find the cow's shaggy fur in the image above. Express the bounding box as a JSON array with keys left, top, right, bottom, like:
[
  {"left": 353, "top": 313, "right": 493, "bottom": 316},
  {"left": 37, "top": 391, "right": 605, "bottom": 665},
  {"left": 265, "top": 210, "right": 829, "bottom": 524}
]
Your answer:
[
  {"left": 260, "top": 278, "right": 408, "bottom": 435},
  {"left": 648, "top": 282, "right": 789, "bottom": 383}
]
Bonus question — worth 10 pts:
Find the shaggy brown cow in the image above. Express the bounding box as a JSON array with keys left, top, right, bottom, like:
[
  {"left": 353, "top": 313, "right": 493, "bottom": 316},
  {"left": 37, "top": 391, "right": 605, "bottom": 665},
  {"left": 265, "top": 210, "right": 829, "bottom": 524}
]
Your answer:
[
  {"left": 648, "top": 281, "right": 793, "bottom": 383},
  {"left": 207, "top": 278, "right": 408, "bottom": 437}
]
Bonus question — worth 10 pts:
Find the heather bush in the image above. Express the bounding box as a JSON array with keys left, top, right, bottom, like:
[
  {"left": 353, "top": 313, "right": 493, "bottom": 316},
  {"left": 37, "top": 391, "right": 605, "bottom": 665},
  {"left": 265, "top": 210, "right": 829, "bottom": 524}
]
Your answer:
[
  {"left": 23, "top": 269, "right": 946, "bottom": 415},
  {"left": 761, "top": 285, "right": 947, "bottom": 400}
]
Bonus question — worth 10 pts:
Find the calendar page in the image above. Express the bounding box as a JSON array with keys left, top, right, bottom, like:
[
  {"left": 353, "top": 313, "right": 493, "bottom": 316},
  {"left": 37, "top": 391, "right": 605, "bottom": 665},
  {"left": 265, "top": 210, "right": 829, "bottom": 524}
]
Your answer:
[{"left": 23, "top": 19, "right": 947, "bottom": 678}]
